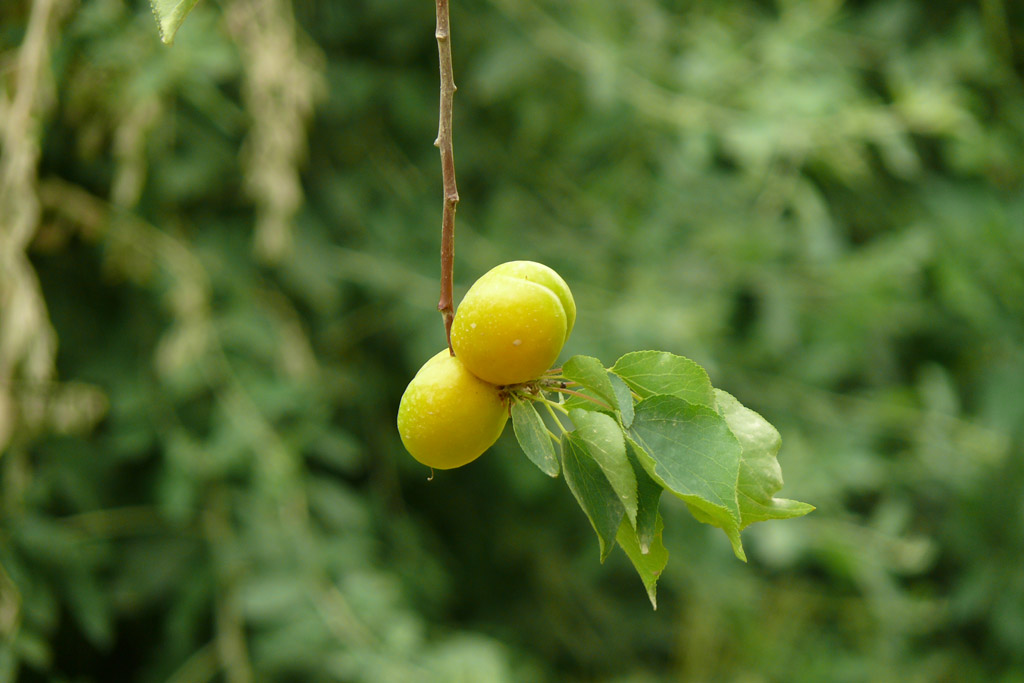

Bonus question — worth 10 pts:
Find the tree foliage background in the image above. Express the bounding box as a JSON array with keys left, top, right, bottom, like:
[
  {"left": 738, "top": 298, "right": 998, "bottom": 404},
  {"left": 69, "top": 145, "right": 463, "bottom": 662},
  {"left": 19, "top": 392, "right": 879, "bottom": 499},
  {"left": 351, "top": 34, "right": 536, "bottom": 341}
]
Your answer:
[{"left": 2, "top": 0, "right": 1024, "bottom": 680}]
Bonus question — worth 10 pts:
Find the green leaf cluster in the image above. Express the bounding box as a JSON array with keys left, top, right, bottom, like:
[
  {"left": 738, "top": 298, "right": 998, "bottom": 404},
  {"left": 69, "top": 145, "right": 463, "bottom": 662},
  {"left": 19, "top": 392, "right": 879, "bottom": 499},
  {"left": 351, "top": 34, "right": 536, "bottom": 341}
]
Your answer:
[{"left": 512, "top": 352, "right": 812, "bottom": 606}]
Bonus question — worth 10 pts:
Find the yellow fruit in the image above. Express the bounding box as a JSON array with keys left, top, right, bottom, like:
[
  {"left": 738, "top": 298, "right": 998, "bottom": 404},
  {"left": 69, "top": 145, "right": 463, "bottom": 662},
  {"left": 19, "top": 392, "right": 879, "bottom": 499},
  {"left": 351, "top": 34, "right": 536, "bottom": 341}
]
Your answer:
[
  {"left": 397, "top": 349, "right": 508, "bottom": 469},
  {"left": 451, "top": 261, "right": 575, "bottom": 386},
  {"left": 485, "top": 261, "right": 576, "bottom": 337}
]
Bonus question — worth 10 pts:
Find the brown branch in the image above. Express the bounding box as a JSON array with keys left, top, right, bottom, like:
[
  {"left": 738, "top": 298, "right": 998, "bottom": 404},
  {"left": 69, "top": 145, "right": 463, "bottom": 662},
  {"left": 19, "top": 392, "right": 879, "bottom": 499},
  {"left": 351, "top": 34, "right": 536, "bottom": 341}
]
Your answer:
[{"left": 434, "top": 0, "right": 459, "bottom": 353}]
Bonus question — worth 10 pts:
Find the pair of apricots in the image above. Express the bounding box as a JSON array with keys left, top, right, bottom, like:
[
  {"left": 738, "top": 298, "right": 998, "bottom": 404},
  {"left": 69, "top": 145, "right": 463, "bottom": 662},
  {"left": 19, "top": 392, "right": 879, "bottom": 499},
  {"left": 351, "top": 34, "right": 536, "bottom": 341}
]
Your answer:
[{"left": 397, "top": 261, "right": 575, "bottom": 470}]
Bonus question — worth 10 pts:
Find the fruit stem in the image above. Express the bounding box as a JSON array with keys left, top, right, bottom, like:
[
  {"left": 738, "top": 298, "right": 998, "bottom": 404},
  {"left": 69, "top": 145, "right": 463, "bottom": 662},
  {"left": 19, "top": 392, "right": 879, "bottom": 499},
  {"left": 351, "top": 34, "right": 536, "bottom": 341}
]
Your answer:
[{"left": 434, "top": 0, "right": 459, "bottom": 352}]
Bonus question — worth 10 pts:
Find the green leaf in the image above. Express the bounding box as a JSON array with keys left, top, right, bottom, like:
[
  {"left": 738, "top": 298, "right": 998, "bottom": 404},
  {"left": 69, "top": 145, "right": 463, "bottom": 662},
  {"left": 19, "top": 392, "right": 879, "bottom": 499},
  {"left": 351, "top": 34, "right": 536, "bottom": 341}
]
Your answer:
[
  {"left": 12, "top": 629, "right": 51, "bottom": 670},
  {"left": 629, "top": 395, "right": 746, "bottom": 561},
  {"left": 239, "top": 574, "right": 308, "bottom": 622},
  {"left": 562, "top": 392, "right": 600, "bottom": 414},
  {"left": 0, "top": 644, "right": 15, "bottom": 682},
  {"left": 611, "top": 351, "right": 715, "bottom": 408},
  {"left": 149, "top": 0, "right": 201, "bottom": 44},
  {"left": 715, "top": 389, "right": 814, "bottom": 528},
  {"left": 65, "top": 571, "right": 113, "bottom": 648},
  {"left": 511, "top": 399, "right": 560, "bottom": 477},
  {"left": 608, "top": 372, "right": 635, "bottom": 427},
  {"left": 563, "top": 355, "right": 619, "bottom": 411},
  {"left": 561, "top": 432, "right": 625, "bottom": 562},
  {"left": 626, "top": 439, "right": 662, "bottom": 554},
  {"left": 616, "top": 515, "right": 669, "bottom": 609},
  {"left": 569, "top": 409, "right": 637, "bottom": 526},
  {"left": 308, "top": 478, "right": 370, "bottom": 531}
]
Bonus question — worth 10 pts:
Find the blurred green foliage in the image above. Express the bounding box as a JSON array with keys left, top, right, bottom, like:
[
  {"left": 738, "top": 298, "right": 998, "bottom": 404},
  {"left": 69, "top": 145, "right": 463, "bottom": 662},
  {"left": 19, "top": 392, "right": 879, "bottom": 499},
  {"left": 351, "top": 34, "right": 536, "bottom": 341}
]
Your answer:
[{"left": 2, "top": 0, "right": 1023, "bottom": 680}]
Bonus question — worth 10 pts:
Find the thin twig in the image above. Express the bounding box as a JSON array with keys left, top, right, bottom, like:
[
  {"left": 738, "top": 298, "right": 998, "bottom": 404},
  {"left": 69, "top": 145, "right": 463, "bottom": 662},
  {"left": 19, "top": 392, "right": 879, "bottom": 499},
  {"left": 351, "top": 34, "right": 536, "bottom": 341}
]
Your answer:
[{"left": 434, "top": 0, "right": 459, "bottom": 352}]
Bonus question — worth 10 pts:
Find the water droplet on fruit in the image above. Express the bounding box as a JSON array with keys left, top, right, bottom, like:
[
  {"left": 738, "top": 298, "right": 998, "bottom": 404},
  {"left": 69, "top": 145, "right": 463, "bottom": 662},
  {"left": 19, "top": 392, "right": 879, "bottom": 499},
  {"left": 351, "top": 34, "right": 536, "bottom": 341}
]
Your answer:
[{"left": 512, "top": 339, "right": 522, "bottom": 346}]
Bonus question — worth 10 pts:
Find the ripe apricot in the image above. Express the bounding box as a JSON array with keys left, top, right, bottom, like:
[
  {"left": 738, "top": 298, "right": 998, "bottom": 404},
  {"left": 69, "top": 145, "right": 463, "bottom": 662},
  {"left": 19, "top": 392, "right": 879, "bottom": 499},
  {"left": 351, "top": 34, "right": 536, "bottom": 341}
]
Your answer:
[
  {"left": 451, "top": 261, "right": 575, "bottom": 386},
  {"left": 397, "top": 349, "right": 508, "bottom": 469}
]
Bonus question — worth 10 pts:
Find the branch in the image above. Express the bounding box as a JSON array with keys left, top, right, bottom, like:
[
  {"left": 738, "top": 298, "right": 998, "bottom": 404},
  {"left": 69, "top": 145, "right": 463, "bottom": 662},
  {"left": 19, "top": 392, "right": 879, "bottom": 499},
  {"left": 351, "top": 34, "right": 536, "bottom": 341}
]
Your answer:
[
  {"left": 0, "top": 0, "right": 68, "bottom": 453},
  {"left": 434, "top": 0, "right": 459, "bottom": 353}
]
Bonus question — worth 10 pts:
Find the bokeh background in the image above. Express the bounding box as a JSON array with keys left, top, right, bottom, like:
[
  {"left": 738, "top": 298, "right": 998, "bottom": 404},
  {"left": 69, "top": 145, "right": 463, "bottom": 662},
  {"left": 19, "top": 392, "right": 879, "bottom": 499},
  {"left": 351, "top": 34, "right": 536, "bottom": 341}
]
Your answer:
[{"left": 2, "top": 0, "right": 1024, "bottom": 680}]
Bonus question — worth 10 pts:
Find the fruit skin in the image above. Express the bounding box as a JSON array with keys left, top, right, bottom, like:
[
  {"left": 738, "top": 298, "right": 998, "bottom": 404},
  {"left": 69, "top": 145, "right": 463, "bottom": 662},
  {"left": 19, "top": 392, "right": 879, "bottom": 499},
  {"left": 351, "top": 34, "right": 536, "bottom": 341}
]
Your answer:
[
  {"left": 397, "top": 349, "right": 508, "bottom": 470},
  {"left": 451, "top": 261, "right": 575, "bottom": 386},
  {"left": 485, "top": 261, "right": 576, "bottom": 337}
]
